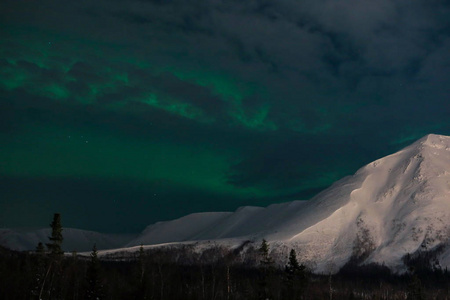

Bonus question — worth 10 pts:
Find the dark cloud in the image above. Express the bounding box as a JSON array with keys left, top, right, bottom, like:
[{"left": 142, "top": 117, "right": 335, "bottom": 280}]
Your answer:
[
  {"left": 67, "top": 62, "right": 104, "bottom": 84},
  {"left": 2, "top": 0, "right": 449, "bottom": 140},
  {"left": 125, "top": 70, "right": 229, "bottom": 119}
]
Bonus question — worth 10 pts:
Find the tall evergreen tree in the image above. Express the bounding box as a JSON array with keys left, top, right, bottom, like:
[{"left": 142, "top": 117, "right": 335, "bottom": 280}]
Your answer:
[
  {"left": 46, "top": 213, "right": 63, "bottom": 258},
  {"left": 39, "top": 213, "right": 64, "bottom": 299},
  {"left": 258, "top": 239, "right": 273, "bottom": 266},
  {"left": 284, "top": 249, "right": 307, "bottom": 300},
  {"left": 258, "top": 239, "right": 274, "bottom": 299},
  {"left": 86, "top": 244, "right": 103, "bottom": 300}
]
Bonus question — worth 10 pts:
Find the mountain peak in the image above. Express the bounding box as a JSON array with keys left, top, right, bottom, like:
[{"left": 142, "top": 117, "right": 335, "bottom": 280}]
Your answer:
[{"left": 418, "top": 133, "right": 450, "bottom": 149}]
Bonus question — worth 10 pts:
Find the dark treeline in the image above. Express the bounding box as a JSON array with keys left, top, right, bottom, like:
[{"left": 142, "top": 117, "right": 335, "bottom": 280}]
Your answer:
[
  {"left": 1, "top": 242, "right": 450, "bottom": 300},
  {"left": 1, "top": 214, "right": 449, "bottom": 299}
]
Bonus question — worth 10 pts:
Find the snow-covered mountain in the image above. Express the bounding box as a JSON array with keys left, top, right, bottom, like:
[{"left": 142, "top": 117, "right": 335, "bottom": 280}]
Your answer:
[
  {"left": 125, "top": 134, "right": 450, "bottom": 272},
  {"left": 0, "top": 227, "right": 135, "bottom": 252},
  {"left": 2, "top": 134, "right": 450, "bottom": 272}
]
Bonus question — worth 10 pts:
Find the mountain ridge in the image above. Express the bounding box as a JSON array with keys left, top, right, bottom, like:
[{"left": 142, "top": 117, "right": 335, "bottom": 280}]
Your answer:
[
  {"left": 119, "top": 133, "right": 450, "bottom": 272},
  {"left": 2, "top": 134, "right": 450, "bottom": 272}
]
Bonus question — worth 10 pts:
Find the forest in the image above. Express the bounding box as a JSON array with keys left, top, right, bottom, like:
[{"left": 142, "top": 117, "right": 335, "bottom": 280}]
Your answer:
[
  {"left": 2, "top": 241, "right": 450, "bottom": 299},
  {"left": 1, "top": 214, "right": 449, "bottom": 299}
]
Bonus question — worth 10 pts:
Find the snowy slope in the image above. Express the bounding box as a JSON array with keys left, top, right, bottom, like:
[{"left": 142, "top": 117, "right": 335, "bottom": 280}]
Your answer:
[
  {"left": 126, "top": 212, "right": 233, "bottom": 246},
  {"left": 3, "top": 134, "right": 450, "bottom": 272},
  {"left": 0, "top": 227, "right": 135, "bottom": 252},
  {"left": 270, "top": 133, "right": 450, "bottom": 272},
  {"left": 126, "top": 134, "right": 450, "bottom": 272}
]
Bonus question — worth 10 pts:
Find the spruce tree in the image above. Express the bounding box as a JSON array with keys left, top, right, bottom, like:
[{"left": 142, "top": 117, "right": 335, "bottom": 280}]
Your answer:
[
  {"left": 86, "top": 244, "right": 103, "bottom": 300},
  {"left": 41, "top": 213, "right": 64, "bottom": 299},
  {"left": 284, "top": 249, "right": 307, "bottom": 299},
  {"left": 258, "top": 239, "right": 273, "bottom": 299},
  {"left": 46, "top": 213, "right": 64, "bottom": 258},
  {"left": 258, "top": 239, "right": 273, "bottom": 266}
]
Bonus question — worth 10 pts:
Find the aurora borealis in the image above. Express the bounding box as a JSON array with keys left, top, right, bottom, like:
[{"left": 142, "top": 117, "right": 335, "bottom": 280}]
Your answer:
[{"left": 1, "top": 0, "right": 450, "bottom": 233}]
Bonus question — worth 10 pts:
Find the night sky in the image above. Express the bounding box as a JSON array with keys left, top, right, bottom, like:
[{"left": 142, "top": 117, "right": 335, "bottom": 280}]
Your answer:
[{"left": 1, "top": 0, "right": 449, "bottom": 233}]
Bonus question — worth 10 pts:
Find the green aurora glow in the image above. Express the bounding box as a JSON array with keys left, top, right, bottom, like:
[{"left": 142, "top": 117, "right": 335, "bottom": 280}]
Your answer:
[{"left": 1, "top": 0, "right": 449, "bottom": 232}]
